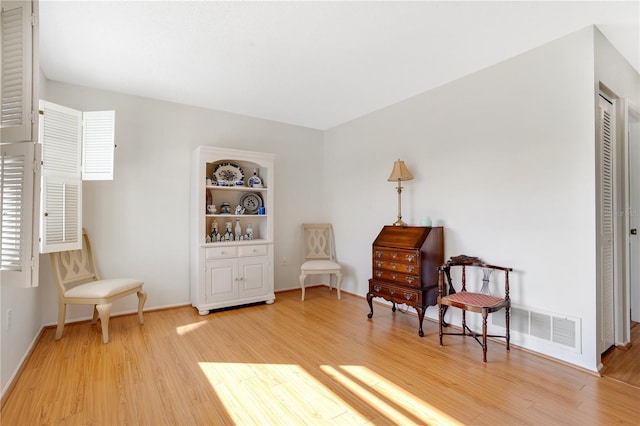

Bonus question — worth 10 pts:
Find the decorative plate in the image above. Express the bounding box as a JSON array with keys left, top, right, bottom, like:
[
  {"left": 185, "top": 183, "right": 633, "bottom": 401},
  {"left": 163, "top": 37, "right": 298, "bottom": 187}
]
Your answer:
[
  {"left": 239, "top": 193, "right": 263, "bottom": 214},
  {"left": 214, "top": 162, "right": 244, "bottom": 186}
]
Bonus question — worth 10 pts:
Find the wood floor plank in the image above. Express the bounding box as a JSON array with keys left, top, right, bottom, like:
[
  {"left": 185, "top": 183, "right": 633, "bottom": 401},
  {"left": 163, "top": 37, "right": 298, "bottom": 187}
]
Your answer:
[{"left": 2, "top": 287, "right": 639, "bottom": 425}]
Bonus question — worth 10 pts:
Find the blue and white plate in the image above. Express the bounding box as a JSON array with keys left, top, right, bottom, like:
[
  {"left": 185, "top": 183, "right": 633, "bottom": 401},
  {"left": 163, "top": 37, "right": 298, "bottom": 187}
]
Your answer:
[{"left": 214, "top": 162, "right": 244, "bottom": 186}]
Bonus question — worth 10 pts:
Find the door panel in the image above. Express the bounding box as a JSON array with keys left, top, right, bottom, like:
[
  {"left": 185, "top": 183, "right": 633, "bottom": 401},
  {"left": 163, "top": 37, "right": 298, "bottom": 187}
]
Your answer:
[
  {"left": 239, "top": 256, "right": 269, "bottom": 298},
  {"left": 206, "top": 259, "right": 238, "bottom": 303}
]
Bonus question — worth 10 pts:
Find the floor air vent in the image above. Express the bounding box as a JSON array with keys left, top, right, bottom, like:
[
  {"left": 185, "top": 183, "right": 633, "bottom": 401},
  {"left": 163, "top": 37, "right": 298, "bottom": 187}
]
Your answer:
[{"left": 492, "top": 305, "right": 580, "bottom": 353}]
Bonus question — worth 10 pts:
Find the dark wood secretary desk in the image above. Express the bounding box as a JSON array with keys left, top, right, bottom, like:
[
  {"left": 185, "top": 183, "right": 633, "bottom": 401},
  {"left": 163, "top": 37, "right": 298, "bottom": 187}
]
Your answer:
[{"left": 367, "top": 226, "right": 444, "bottom": 337}]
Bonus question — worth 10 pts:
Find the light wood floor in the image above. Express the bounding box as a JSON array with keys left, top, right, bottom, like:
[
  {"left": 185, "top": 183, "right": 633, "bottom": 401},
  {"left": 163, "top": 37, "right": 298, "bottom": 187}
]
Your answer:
[
  {"left": 2, "top": 287, "right": 639, "bottom": 425},
  {"left": 601, "top": 321, "right": 640, "bottom": 388}
]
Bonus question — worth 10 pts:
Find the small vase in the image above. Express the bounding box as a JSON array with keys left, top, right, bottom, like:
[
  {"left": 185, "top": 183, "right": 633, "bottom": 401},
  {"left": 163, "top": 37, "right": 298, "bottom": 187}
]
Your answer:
[
  {"left": 248, "top": 169, "right": 263, "bottom": 188},
  {"left": 235, "top": 218, "right": 242, "bottom": 239}
]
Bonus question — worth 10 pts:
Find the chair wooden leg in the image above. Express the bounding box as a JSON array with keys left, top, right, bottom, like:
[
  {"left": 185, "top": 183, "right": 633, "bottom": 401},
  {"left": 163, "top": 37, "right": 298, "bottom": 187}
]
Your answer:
[
  {"left": 55, "top": 302, "right": 66, "bottom": 340},
  {"left": 335, "top": 271, "right": 343, "bottom": 300},
  {"left": 462, "top": 310, "right": 467, "bottom": 336},
  {"left": 438, "top": 303, "right": 444, "bottom": 346},
  {"left": 482, "top": 311, "right": 488, "bottom": 363},
  {"left": 505, "top": 307, "right": 510, "bottom": 351},
  {"left": 299, "top": 273, "right": 307, "bottom": 301},
  {"left": 137, "top": 290, "right": 147, "bottom": 324},
  {"left": 96, "top": 303, "right": 112, "bottom": 344},
  {"left": 91, "top": 305, "right": 99, "bottom": 324}
]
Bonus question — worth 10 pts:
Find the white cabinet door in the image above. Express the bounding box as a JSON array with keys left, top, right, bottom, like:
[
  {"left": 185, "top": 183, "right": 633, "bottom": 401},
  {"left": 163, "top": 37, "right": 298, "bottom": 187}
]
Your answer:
[
  {"left": 205, "top": 258, "right": 238, "bottom": 304},
  {"left": 238, "top": 256, "right": 269, "bottom": 298}
]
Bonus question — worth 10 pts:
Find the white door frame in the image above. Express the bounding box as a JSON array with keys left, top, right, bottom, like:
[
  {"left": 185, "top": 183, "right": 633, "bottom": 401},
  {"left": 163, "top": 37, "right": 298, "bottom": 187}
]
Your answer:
[{"left": 625, "top": 103, "right": 640, "bottom": 331}]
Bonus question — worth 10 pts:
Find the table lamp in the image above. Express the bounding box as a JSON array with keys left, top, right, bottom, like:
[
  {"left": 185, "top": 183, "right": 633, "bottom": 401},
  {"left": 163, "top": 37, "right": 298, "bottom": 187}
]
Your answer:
[{"left": 388, "top": 159, "right": 413, "bottom": 226}]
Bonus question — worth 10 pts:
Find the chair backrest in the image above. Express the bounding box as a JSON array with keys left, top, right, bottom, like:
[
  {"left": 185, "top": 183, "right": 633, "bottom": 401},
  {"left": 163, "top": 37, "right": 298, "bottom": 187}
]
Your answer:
[
  {"left": 49, "top": 229, "right": 100, "bottom": 296},
  {"left": 301, "top": 223, "right": 337, "bottom": 262},
  {"left": 440, "top": 255, "right": 512, "bottom": 297}
]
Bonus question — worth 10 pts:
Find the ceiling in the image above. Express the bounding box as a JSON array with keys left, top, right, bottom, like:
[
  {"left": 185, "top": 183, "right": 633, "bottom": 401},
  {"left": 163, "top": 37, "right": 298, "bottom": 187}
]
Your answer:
[{"left": 38, "top": 1, "right": 639, "bottom": 130}]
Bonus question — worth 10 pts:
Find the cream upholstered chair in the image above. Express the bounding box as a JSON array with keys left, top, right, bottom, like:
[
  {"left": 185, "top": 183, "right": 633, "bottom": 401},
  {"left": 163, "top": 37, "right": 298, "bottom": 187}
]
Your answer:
[
  {"left": 299, "top": 223, "right": 343, "bottom": 301},
  {"left": 49, "top": 229, "right": 147, "bottom": 343}
]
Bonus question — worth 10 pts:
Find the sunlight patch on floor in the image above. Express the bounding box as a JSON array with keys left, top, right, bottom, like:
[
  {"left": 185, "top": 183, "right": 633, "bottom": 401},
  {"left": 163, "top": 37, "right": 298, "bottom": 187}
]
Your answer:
[
  {"left": 322, "top": 365, "right": 463, "bottom": 426},
  {"left": 175, "top": 320, "right": 208, "bottom": 335},
  {"left": 198, "top": 362, "right": 368, "bottom": 424}
]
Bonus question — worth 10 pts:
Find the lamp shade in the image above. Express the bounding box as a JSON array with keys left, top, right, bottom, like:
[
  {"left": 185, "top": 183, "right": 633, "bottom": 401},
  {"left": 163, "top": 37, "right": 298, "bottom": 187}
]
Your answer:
[{"left": 387, "top": 159, "right": 414, "bottom": 182}]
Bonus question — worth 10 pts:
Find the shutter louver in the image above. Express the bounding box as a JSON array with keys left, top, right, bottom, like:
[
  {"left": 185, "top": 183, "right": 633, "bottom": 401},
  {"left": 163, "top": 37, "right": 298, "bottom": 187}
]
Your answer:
[
  {"left": 1, "top": 1, "right": 35, "bottom": 143},
  {"left": 41, "top": 102, "right": 82, "bottom": 175},
  {"left": 41, "top": 177, "right": 80, "bottom": 251},
  {"left": 1, "top": 142, "right": 40, "bottom": 287},
  {"left": 1, "top": 150, "right": 25, "bottom": 271},
  {"left": 1, "top": 6, "right": 24, "bottom": 128},
  {"left": 83, "top": 111, "right": 115, "bottom": 180}
]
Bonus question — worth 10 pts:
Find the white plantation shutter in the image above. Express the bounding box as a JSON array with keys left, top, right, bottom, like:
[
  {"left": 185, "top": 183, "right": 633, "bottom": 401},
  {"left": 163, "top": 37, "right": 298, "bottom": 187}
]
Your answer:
[
  {"left": 38, "top": 101, "right": 115, "bottom": 252},
  {"left": 1, "top": 0, "right": 37, "bottom": 143},
  {"left": 1, "top": 142, "right": 41, "bottom": 287},
  {"left": 39, "top": 101, "right": 82, "bottom": 253},
  {"left": 83, "top": 111, "right": 115, "bottom": 180}
]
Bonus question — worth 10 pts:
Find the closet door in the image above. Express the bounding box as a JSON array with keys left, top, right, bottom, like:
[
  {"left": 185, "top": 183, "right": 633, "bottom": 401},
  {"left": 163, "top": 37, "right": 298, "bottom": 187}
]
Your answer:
[{"left": 599, "top": 94, "right": 615, "bottom": 353}]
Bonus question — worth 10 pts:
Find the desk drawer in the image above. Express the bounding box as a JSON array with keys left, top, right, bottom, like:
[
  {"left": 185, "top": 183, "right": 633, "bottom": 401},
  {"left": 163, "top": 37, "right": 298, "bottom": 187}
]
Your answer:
[
  {"left": 373, "top": 259, "right": 419, "bottom": 275},
  {"left": 373, "top": 247, "right": 420, "bottom": 265},
  {"left": 369, "top": 280, "right": 421, "bottom": 306},
  {"left": 372, "top": 269, "right": 420, "bottom": 288}
]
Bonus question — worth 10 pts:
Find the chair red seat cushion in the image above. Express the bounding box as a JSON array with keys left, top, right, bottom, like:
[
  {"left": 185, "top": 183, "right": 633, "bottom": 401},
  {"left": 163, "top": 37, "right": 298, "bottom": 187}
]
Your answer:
[{"left": 442, "top": 291, "right": 505, "bottom": 308}]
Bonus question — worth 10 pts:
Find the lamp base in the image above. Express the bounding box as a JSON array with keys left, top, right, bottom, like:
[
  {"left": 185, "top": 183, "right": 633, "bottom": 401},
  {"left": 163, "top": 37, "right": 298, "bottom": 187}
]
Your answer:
[{"left": 392, "top": 218, "right": 408, "bottom": 227}]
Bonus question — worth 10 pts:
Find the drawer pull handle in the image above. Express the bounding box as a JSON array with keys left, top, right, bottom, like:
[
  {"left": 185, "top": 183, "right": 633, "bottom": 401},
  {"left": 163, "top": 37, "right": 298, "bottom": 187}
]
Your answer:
[
  {"left": 374, "top": 285, "right": 381, "bottom": 292},
  {"left": 376, "top": 271, "right": 383, "bottom": 278},
  {"left": 407, "top": 266, "right": 415, "bottom": 273},
  {"left": 391, "top": 273, "right": 397, "bottom": 280},
  {"left": 220, "top": 251, "right": 225, "bottom": 255},
  {"left": 406, "top": 277, "right": 415, "bottom": 284},
  {"left": 391, "top": 263, "right": 397, "bottom": 269},
  {"left": 376, "top": 261, "right": 382, "bottom": 267},
  {"left": 375, "top": 251, "right": 383, "bottom": 258},
  {"left": 391, "top": 253, "right": 397, "bottom": 258},
  {"left": 406, "top": 255, "right": 415, "bottom": 262},
  {"left": 404, "top": 293, "right": 413, "bottom": 301},
  {"left": 389, "top": 289, "right": 395, "bottom": 295}
]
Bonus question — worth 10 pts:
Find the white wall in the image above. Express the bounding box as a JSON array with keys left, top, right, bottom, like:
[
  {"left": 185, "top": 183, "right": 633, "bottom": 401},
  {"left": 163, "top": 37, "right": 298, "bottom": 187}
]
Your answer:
[{"left": 324, "top": 27, "right": 603, "bottom": 370}]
